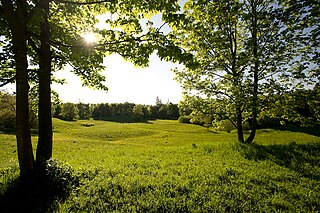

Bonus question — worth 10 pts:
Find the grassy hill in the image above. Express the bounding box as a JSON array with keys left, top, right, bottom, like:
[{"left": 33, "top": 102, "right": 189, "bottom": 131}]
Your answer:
[{"left": 1, "top": 118, "right": 320, "bottom": 212}]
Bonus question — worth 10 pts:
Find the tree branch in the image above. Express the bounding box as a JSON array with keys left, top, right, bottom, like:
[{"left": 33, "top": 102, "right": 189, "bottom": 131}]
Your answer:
[
  {"left": 0, "top": 76, "right": 16, "bottom": 87},
  {"left": 27, "top": 35, "right": 41, "bottom": 55},
  {"left": 53, "top": 0, "right": 113, "bottom": 5}
]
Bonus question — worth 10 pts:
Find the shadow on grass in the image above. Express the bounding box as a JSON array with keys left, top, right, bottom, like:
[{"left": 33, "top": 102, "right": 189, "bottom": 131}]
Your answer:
[
  {"left": 0, "top": 129, "right": 39, "bottom": 136},
  {"left": 0, "top": 159, "right": 80, "bottom": 213},
  {"left": 239, "top": 142, "right": 320, "bottom": 181},
  {"left": 93, "top": 116, "right": 154, "bottom": 124},
  {"left": 274, "top": 124, "right": 320, "bottom": 137}
]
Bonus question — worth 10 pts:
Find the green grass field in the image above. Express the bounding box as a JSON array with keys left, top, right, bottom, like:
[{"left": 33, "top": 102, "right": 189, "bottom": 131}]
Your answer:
[{"left": 1, "top": 118, "right": 320, "bottom": 212}]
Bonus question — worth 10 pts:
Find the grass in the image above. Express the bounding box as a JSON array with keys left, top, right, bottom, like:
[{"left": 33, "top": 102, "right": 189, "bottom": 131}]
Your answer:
[{"left": 0, "top": 118, "right": 320, "bottom": 212}]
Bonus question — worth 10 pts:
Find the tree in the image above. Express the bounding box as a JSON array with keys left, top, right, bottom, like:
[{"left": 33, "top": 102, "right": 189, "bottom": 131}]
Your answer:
[
  {"left": 60, "top": 103, "right": 79, "bottom": 121},
  {"left": 1, "top": 0, "right": 193, "bottom": 175},
  {"left": 0, "top": 91, "right": 39, "bottom": 131},
  {"left": 174, "top": 0, "right": 250, "bottom": 142},
  {"left": 173, "top": 0, "right": 317, "bottom": 143},
  {"left": 0, "top": 91, "right": 16, "bottom": 131},
  {"left": 132, "top": 105, "right": 144, "bottom": 121},
  {"left": 1, "top": 0, "right": 35, "bottom": 176},
  {"left": 76, "top": 102, "right": 91, "bottom": 120}
]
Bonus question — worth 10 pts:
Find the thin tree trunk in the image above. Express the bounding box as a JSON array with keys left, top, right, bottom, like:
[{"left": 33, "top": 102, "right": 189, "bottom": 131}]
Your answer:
[
  {"left": 236, "top": 105, "right": 245, "bottom": 143},
  {"left": 36, "top": 0, "right": 53, "bottom": 163},
  {"left": 2, "top": 0, "right": 34, "bottom": 176}
]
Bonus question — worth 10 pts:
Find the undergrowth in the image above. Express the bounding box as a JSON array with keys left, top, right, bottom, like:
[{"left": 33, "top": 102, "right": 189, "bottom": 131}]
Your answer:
[{"left": 0, "top": 159, "right": 91, "bottom": 213}]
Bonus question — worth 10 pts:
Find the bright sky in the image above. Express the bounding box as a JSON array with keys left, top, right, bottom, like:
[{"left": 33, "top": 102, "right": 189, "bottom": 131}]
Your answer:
[{"left": 52, "top": 54, "right": 183, "bottom": 105}]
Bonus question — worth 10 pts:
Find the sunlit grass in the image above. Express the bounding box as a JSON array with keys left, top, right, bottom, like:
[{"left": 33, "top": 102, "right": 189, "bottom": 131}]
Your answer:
[{"left": 0, "top": 119, "right": 319, "bottom": 212}]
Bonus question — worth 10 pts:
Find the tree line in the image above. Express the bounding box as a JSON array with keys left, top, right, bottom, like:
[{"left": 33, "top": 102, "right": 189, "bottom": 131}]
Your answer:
[
  {"left": 54, "top": 99, "right": 179, "bottom": 122},
  {"left": 0, "top": 91, "right": 180, "bottom": 131}
]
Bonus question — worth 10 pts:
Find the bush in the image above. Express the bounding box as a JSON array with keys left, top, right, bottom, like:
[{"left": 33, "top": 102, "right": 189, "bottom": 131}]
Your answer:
[
  {"left": 213, "top": 119, "right": 235, "bottom": 133},
  {"left": 0, "top": 159, "right": 80, "bottom": 212},
  {"left": 178, "top": 116, "right": 191, "bottom": 124},
  {"left": 0, "top": 109, "right": 16, "bottom": 131},
  {"left": 190, "top": 117, "right": 205, "bottom": 126}
]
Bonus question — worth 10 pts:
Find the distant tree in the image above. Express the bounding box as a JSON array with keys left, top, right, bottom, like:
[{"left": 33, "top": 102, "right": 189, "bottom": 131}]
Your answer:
[
  {"left": 147, "top": 105, "right": 158, "bottom": 119},
  {"left": 91, "top": 103, "right": 111, "bottom": 119},
  {"left": 155, "top": 96, "right": 162, "bottom": 108},
  {"left": 77, "top": 102, "right": 91, "bottom": 120},
  {"left": 0, "top": 91, "right": 38, "bottom": 131},
  {"left": 165, "top": 102, "right": 179, "bottom": 119},
  {"left": 53, "top": 104, "right": 62, "bottom": 119},
  {"left": 60, "top": 103, "right": 79, "bottom": 121},
  {"left": 132, "top": 105, "right": 145, "bottom": 121},
  {"left": 120, "top": 102, "right": 135, "bottom": 117},
  {"left": 158, "top": 105, "right": 168, "bottom": 119},
  {"left": 0, "top": 91, "right": 16, "bottom": 131}
]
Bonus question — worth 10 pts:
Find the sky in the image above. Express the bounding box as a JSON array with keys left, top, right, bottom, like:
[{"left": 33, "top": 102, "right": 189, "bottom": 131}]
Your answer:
[{"left": 51, "top": 53, "right": 183, "bottom": 105}]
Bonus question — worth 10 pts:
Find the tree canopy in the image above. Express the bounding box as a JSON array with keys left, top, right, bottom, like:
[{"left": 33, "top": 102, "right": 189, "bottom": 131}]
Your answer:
[{"left": 172, "top": 0, "right": 319, "bottom": 143}]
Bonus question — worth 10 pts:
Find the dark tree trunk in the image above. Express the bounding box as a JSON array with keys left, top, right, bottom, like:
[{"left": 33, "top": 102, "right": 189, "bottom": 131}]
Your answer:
[
  {"left": 36, "top": 0, "right": 53, "bottom": 163},
  {"left": 2, "top": 0, "right": 34, "bottom": 176},
  {"left": 15, "top": 51, "right": 35, "bottom": 176},
  {"left": 236, "top": 105, "right": 245, "bottom": 143},
  {"left": 246, "top": 0, "right": 258, "bottom": 144}
]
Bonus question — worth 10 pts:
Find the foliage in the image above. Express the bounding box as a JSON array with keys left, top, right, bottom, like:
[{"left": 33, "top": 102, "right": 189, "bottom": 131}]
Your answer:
[
  {"left": 0, "top": 159, "right": 81, "bottom": 212},
  {"left": 259, "top": 85, "right": 320, "bottom": 127},
  {"left": 0, "top": 91, "right": 38, "bottom": 131},
  {"left": 172, "top": 0, "right": 319, "bottom": 143},
  {"left": 76, "top": 102, "right": 91, "bottom": 120},
  {"left": 89, "top": 100, "right": 179, "bottom": 122},
  {"left": 132, "top": 105, "right": 145, "bottom": 121},
  {"left": 59, "top": 103, "right": 79, "bottom": 121},
  {"left": 0, "top": 92, "right": 16, "bottom": 131},
  {"left": 178, "top": 115, "right": 191, "bottom": 124},
  {"left": 213, "top": 120, "right": 235, "bottom": 133}
]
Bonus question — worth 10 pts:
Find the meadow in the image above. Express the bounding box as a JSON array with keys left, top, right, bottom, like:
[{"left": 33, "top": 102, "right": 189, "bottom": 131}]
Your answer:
[{"left": 0, "top": 118, "right": 320, "bottom": 212}]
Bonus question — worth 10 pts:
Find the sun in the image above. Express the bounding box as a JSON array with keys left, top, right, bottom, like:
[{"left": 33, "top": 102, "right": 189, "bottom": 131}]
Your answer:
[{"left": 82, "top": 32, "right": 97, "bottom": 43}]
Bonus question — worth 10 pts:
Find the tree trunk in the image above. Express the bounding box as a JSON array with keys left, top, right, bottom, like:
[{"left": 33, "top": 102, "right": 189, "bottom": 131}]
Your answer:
[
  {"left": 36, "top": 0, "right": 53, "bottom": 163},
  {"left": 16, "top": 51, "right": 35, "bottom": 176},
  {"left": 245, "top": 0, "right": 258, "bottom": 144},
  {"left": 1, "top": 0, "right": 34, "bottom": 176},
  {"left": 236, "top": 105, "right": 245, "bottom": 143}
]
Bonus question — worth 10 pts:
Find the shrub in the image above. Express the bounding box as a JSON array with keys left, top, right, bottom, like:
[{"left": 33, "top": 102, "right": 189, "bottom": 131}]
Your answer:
[
  {"left": 178, "top": 116, "right": 191, "bottom": 124},
  {"left": 0, "top": 159, "right": 80, "bottom": 212},
  {"left": 190, "top": 117, "right": 205, "bottom": 126},
  {"left": 0, "top": 109, "right": 16, "bottom": 131},
  {"left": 213, "top": 119, "right": 235, "bottom": 133}
]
